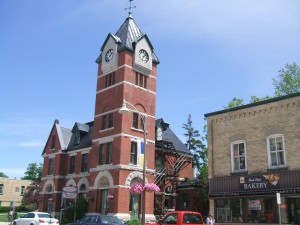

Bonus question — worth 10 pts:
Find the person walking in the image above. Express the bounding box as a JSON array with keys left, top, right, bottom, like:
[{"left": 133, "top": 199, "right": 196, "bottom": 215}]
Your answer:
[{"left": 206, "top": 214, "right": 214, "bottom": 225}]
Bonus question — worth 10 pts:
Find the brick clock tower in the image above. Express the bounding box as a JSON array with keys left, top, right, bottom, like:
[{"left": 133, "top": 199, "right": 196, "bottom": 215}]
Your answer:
[{"left": 88, "top": 13, "right": 159, "bottom": 220}]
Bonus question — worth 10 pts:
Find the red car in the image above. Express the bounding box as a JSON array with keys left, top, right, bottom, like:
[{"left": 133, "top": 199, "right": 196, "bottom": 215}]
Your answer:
[{"left": 149, "top": 211, "right": 205, "bottom": 225}]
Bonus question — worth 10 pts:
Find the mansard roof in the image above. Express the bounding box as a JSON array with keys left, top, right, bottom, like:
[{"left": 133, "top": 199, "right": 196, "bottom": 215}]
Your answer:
[
  {"left": 43, "top": 118, "right": 187, "bottom": 155},
  {"left": 67, "top": 121, "right": 93, "bottom": 151},
  {"left": 156, "top": 118, "right": 191, "bottom": 155}
]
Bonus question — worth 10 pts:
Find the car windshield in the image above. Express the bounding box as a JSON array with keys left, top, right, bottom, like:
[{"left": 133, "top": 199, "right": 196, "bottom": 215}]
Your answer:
[
  {"left": 79, "top": 216, "right": 91, "bottom": 223},
  {"left": 101, "top": 216, "right": 123, "bottom": 224}
]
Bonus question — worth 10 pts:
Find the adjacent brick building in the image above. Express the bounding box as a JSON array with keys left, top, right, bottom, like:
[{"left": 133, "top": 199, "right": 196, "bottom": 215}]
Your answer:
[
  {"left": 39, "top": 14, "right": 195, "bottom": 221},
  {"left": 205, "top": 92, "right": 300, "bottom": 224}
]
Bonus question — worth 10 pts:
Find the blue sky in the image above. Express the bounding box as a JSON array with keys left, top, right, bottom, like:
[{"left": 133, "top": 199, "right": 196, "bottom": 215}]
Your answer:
[{"left": 1, "top": 0, "right": 300, "bottom": 179}]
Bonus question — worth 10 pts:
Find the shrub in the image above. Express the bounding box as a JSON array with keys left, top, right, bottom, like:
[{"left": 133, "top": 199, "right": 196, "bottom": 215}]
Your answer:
[
  {"left": 124, "top": 219, "right": 141, "bottom": 225},
  {"left": 61, "top": 197, "right": 88, "bottom": 224}
]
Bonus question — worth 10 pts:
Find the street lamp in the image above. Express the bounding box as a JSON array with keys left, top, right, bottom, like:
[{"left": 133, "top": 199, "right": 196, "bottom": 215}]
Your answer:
[{"left": 119, "top": 99, "right": 147, "bottom": 225}]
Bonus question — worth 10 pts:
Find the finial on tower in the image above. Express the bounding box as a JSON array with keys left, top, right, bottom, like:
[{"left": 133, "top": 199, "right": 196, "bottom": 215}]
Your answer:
[{"left": 125, "top": 0, "right": 136, "bottom": 17}]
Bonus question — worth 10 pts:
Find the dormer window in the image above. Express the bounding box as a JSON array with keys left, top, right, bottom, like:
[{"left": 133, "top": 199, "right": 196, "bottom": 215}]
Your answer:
[
  {"left": 74, "top": 128, "right": 80, "bottom": 145},
  {"left": 72, "top": 123, "right": 89, "bottom": 145}
]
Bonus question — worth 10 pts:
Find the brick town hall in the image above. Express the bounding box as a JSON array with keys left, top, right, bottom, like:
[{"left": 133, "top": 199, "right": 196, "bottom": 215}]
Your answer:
[{"left": 38, "top": 5, "right": 195, "bottom": 222}]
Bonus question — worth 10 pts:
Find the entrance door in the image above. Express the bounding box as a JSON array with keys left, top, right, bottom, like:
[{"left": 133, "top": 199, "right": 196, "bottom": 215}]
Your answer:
[
  {"left": 131, "top": 194, "right": 140, "bottom": 219},
  {"left": 101, "top": 189, "right": 109, "bottom": 215}
]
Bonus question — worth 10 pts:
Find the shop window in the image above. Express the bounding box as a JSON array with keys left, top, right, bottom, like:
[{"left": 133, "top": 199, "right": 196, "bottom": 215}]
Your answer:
[
  {"left": 267, "top": 135, "right": 286, "bottom": 168},
  {"left": 231, "top": 141, "right": 247, "bottom": 172}
]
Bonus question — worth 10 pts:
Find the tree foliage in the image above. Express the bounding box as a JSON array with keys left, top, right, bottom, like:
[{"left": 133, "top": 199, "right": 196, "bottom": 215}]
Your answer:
[
  {"left": 273, "top": 63, "right": 300, "bottom": 96},
  {"left": 22, "top": 180, "right": 41, "bottom": 209},
  {"left": 182, "top": 114, "right": 209, "bottom": 214},
  {"left": 250, "top": 95, "right": 272, "bottom": 103},
  {"left": 225, "top": 97, "right": 244, "bottom": 109},
  {"left": 0, "top": 171, "right": 9, "bottom": 178},
  {"left": 225, "top": 63, "right": 300, "bottom": 108},
  {"left": 22, "top": 163, "right": 43, "bottom": 181},
  {"left": 182, "top": 114, "right": 206, "bottom": 171}
]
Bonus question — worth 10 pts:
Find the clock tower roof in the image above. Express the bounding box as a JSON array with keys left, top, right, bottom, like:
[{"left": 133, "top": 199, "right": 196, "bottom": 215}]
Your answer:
[{"left": 96, "top": 16, "right": 159, "bottom": 64}]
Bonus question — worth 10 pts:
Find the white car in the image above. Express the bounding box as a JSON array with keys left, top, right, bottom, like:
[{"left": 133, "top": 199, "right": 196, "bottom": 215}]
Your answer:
[{"left": 13, "top": 212, "right": 59, "bottom": 225}]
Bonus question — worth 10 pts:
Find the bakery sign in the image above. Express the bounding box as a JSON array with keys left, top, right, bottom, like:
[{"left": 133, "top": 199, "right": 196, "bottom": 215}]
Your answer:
[{"left": 240, "top": 174, "right": 280, "bottom": 191}]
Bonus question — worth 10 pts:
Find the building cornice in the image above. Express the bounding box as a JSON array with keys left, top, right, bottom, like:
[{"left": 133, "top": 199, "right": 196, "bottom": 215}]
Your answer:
[
  {"left": 205, "top": 92, "right": 300, "bottom": 118},
  {"left": 207, "top": 96, "right": 300, "bottom": 123}
]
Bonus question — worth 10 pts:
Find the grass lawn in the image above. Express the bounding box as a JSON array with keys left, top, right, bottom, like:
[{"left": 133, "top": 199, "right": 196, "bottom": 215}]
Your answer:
[{"left": 0, "top": 213, "right": 27, "bottom": 222}]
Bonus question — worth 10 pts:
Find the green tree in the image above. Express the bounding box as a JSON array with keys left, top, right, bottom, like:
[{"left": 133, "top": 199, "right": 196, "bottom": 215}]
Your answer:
[
  {"left": 0, "top": 171, "right": 9, "bottom": 178},
  {"left": 182, "top": 115, "right": 209, "bottom": 214},
  {"left": 250, "top": 95, "right": 272, "bottom": 103},
  {"left": 182, "top": 114, "right": 206, "bottom": 171},
  {"left": 224, "top": 97, "right": 244, "bottom": 109},
  {"left": 226, "top": 63, "right": 300, "bottom": 108},
  {"left": 273, "top": 63, "right": 300, "bottom": 96},
  {"left": 22, "top": 163, "right": 43, "bottom": 181},
  {"left": 22, "top": 180, "right": 41, "bottom": 210}
]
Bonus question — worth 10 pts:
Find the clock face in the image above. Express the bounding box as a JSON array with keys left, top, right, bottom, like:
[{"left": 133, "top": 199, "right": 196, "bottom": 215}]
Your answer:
[
  {"left": 139, "top": 49, "right": 149, "bottom": 63},
  {"left": 105, "top": 49, "right": 114, "bottom": 63}
]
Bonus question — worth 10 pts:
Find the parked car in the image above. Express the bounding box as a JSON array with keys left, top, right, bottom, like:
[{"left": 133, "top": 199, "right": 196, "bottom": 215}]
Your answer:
[
  {"left": 66, "top": 214, "right": 124, "bottom": 225},
  {"left": 13, "top": 212, "right": 59, "bottom": 225},
  {"left": 149, "top": 211, "right": 204, "bottom": 225}
]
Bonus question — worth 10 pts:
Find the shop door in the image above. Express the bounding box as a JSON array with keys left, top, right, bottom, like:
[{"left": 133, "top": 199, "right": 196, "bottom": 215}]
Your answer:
[
  {"left": 131, "top": 194, "right": 140, "bottom": 219},
  {"left": 101, "top": 189, "right": 109, "bottom": 215}
]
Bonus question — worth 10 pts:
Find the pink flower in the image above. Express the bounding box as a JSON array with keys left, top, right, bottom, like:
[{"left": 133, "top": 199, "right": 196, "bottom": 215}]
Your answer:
[
  {"left": 144, "top": 183, "right": 160, "bottom": 192},
  {"left": 130, "top": 183, "right": 144, "bottom": 194},
  {"left": 107, "top": 194, "right": 114, "bottom": 199}
]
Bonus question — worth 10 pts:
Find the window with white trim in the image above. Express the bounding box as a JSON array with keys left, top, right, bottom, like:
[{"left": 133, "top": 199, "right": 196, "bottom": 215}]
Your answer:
[
  {"left": 130, "top": 142, "right": 137, "bottom": 165},
  {"left": 267, "top": 135, "right": 286, "bottom": 168},
  {"left": 48, "top": 158, "right": 54, "bottom": 175},
  {"left": 231, "top": 141, "right": 247, "bottom": 172}
]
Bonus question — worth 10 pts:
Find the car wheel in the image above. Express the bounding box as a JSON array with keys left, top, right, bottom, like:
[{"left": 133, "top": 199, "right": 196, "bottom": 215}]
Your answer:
[{"left": 13, "top": 222, "right": 17, "bottom": 225}]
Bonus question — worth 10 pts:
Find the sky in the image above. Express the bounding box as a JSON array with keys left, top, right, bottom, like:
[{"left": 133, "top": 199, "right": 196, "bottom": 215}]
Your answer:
[{"left": 1, "top": 0, "right": 300, "bottom": 179}]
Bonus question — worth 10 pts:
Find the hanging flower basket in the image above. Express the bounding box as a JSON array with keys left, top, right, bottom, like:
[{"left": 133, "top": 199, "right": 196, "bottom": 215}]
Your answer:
[
  {"left": 130, "top": 183, "right": 144, "bottom": 194},
  {"left": 144, "top": 183, "right": 160, "bottom": 192},
  {"left": 107, "top": 194, "right": 114, "bottom": 200}
]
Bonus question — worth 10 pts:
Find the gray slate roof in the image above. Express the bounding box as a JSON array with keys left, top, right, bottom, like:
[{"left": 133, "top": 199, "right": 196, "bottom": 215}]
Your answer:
[
  {"left": 96, "top": 15, "right": 159, "bottom": 63},
  {"left": 156, "top": 118, "right": 191, "bottom": 155},
  {"left": 44, "top": 118, "right": 187, "bottom": 155}
]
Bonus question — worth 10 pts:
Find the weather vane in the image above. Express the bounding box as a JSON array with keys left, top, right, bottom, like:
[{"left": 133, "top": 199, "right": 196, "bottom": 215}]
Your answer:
[{"left": 125, "top": 0, "right": 136, "bottom": 16}]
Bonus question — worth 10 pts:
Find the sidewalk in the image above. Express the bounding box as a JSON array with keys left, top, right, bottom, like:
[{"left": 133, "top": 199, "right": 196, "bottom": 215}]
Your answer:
[{"left": 0, "top": 223, "right": 9, "bottom": 225}]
